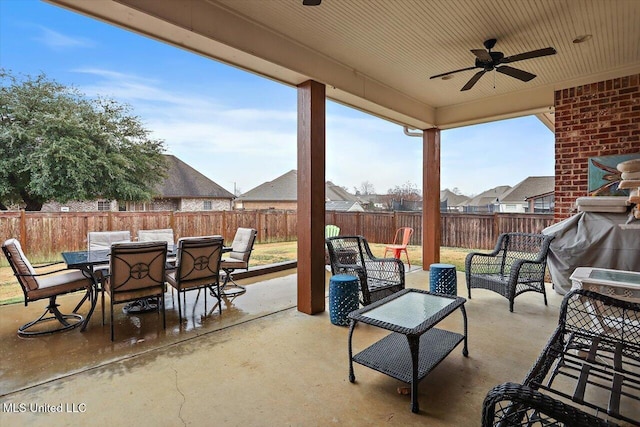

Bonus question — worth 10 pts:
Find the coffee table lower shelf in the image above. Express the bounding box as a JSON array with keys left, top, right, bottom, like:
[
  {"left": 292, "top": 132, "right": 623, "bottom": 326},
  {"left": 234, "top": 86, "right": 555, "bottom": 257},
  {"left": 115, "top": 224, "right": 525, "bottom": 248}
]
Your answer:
[{"left": 351, "top": 328, "right": 465, "bottom": 384}]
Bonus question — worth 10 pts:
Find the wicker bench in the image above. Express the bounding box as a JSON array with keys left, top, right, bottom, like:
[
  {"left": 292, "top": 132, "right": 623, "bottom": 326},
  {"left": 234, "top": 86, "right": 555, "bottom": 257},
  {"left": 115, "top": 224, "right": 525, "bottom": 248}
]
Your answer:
[
  {"left": 482, "top": 289, "right": 640, "bottom": 426},
  {"left": 465, "top": 232, "right": 553, "bottom": 312}
]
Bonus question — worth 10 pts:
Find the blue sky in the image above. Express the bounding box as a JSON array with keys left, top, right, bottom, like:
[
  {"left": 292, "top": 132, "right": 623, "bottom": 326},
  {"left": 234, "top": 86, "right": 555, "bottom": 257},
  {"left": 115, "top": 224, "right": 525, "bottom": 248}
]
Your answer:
[{"left": 0, "top": 0, "right": 554, "bottom": 197}]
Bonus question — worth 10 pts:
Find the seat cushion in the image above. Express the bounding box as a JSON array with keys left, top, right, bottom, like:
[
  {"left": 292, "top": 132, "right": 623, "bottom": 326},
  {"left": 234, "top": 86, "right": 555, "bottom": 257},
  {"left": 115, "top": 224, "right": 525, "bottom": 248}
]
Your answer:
[
  {"left": 103, "top": 277, "right": 163, "bottom": 303},
  {"left": 28, "top": 270, "right": 92, "bottom": 300},
  {"left": 3, "top": 239, "right": 38, "bottom": 292},
  {"left": 88, "top": 231, "right": 131, "bottom": 251},
  {"left": 165, "top": 270, "right": 219, "bottom": 291},
  {"left": 228, "top": 228, "right": 255, "bottom": 261},
  {"left": 220, "top": 258, "right": 247, "bottom": 270}
]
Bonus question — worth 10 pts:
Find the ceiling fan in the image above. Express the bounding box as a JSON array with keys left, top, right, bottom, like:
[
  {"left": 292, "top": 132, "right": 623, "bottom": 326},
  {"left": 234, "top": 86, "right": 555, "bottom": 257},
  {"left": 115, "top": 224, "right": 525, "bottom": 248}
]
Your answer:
[{"left": 430, "top": 38, "right": 556, "bottom": 91}]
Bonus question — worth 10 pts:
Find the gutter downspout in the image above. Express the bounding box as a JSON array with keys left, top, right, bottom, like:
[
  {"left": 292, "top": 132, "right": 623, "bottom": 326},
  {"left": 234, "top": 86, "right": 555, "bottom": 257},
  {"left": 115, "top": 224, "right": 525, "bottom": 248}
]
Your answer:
[{"left": 403, "top": 126, "right": 423, "bottom": 137}]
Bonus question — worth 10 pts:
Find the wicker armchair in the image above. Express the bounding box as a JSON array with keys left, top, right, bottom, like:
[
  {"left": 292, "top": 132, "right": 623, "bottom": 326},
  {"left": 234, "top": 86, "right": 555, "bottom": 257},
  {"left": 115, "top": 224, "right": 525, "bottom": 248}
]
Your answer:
[
  {"left": 482, "top": 289, "right": 640, "bottom": 426},
  {"left": 326, "top": 235, "right": 404, "bottom": 306},
  {"left": 465, "top": 232, "right": 553, "bottom": 312}
]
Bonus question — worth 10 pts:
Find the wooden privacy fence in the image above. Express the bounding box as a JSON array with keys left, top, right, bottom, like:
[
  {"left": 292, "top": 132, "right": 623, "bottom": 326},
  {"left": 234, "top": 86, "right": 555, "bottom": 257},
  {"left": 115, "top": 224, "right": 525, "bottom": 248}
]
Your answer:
[
  {"left": 0, "top": 210, "right": 297, "bottom": 259},
  {"left": 0, "top": 210, "right": 554, "bottom": 259},
  {"left": 326, "top": 211, "right": 554, "bottom": 249}
]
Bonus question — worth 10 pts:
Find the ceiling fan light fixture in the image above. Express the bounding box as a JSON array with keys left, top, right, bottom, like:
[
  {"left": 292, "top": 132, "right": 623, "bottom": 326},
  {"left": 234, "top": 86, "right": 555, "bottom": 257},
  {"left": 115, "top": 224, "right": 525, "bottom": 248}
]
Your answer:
[{"left": 573, "top": 34, "right": 592, "bottom": 44}]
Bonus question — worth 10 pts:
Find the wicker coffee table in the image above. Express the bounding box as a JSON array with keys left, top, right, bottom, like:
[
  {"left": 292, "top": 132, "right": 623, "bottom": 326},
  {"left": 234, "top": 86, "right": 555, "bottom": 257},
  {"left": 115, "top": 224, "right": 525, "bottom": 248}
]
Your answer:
[{"left": 347, "top": 288, "right": 468, "bottom": 413}]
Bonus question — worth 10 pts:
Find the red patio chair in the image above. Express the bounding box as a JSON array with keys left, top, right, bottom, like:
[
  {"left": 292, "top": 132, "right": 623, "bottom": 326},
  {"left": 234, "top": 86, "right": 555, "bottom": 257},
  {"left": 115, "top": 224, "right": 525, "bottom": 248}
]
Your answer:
[{"left": 384, "top": 227, "right": 414, "bottom": 268}]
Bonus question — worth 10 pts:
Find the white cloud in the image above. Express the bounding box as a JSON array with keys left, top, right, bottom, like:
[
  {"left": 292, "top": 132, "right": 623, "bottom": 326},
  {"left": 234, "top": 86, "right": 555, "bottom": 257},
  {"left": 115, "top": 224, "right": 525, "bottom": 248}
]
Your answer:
[
  {"left": 69, "top": 67, "right": 553, "bottom": 197},
  {"left": 35, "top": 26, "right": 94, "bottom": 50},
  {"left": 72, "top": 67, "right": 300, "bottom": 191}
]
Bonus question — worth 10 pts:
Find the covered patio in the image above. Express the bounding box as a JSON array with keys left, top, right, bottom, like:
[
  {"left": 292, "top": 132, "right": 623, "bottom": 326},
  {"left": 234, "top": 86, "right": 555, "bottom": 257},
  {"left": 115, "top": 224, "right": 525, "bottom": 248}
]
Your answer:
[
  {"left": 44, "top": 0, "right": 639, "bottom": 314},
  {"left": 0, "top": 269, "right": 564, "bottom": 426},
  {"left": 2, "top": 0, "right": 638, "bottom": 425}
]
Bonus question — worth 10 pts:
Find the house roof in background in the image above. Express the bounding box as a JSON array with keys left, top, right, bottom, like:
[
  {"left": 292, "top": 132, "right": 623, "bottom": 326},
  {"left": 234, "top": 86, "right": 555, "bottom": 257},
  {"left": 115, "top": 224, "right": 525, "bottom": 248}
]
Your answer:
[
  {"left": 237, "top": 169, "right": 298, "bottom": 202},
  {"left": 238, "top": 170, "right": 359, "bottom": 202},
  {"left": 440, "top": 189, "right": 470, "bottom": 206},
  {"left": 464, "top": 185, "right": 512, "bottom": 207},
  {"left": 325, "top": 200, "right": 364, "bottom": 212},
  {"left": 158, "top": 155, "right": 235, "bottom": 199},
  {"left": 326, "top": 182, "right": 358, "bottom": 202},
  {"left": 500, "top": 176, "right": 555, "bottom": 203}
]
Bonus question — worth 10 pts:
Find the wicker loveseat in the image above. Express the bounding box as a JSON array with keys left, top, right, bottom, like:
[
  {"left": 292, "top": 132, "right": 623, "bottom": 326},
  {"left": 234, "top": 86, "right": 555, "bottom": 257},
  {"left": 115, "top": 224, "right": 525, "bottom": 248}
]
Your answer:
[
  {"left": 326, "top": 235, "right": 405, "bottom": 306},
  {"left": 482, "top": 289, "right": 640, "bottom": 426},
  {"left": 465, "top": 232, "right": 553, "bottom": 312}
]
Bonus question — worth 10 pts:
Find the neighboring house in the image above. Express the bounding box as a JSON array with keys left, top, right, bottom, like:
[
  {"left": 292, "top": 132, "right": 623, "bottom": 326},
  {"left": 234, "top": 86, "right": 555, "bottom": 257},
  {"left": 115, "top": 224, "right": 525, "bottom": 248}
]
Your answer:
[
  {"left": 356, "top": 194, "right": 386, "bottom": 210},
  {"left": 440, "top": 189, "right": 470, "bottom": 212},
  {"left": 498, "top": 176, "right": 555, "bottom": 213},
  {"left": 42, "top": 154, "right": 235, "bottom": 212},
  {"left": 325, "top": 200, "right": 365, "bottom": 212},
  {"left": 326, "top": 181, "right": 359, "bottom": 203},
  {"left": 234, "top": 170, "right": 359, "bottom": 210},
  {"left": 461, "top": 185, "right": 512, "bottom": 213},
  {"left": 391, "top": 199, "right": 422, "bottom": 211},
  {"left": 235, "top": 170, "right": 297, "bottom": 210}
]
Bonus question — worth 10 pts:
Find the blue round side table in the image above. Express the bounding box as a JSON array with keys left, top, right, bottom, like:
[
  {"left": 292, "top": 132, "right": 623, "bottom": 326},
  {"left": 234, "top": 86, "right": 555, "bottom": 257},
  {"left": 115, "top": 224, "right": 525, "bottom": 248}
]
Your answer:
[
  {"left": 329, "top": 274, "right": 360, "bottom": 326},
  {"left": 429, "top": 263, "right": 457, "bottom": 295}
]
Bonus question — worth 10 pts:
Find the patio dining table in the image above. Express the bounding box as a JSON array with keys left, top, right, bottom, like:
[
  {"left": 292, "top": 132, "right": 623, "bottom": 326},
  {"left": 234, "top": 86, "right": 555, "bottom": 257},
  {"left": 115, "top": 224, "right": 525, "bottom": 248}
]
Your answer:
[
  {"left": 62, "top": 248, "right": 113, "bottom": 331},
  {"left": 62, "top": 243, "right": 232, "bottom": 329}
]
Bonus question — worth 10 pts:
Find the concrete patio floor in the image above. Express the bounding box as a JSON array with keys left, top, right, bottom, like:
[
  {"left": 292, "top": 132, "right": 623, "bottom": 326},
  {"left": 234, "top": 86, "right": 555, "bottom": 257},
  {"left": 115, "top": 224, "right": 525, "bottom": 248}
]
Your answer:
[{"left": 0, "top": 267, "right": 564, "bottom": 426}]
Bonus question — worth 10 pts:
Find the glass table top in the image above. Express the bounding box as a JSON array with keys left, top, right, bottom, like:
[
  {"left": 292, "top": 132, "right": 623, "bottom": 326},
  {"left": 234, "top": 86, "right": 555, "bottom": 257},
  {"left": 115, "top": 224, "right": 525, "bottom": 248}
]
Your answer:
[
  {"left": 361, "top": 292, "right": 454, "bottom": 329},
  {"left": 61, "top": 249, "right": 110, "bottom": 267},
  {"left": 590, "top": 269, "right": 640, "bottom": 286}
]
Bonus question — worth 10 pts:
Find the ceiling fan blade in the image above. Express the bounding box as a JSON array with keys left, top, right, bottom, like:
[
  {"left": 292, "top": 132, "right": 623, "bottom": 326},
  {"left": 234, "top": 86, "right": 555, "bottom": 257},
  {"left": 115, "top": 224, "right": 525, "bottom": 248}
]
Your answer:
[
  {"left": 471, "top": 49, "right": 492, "bottom": 62},
  {"left": 302, "top": 0, "right": 322, "bottom": 5},
  {"left": 430, "top": 66, "right": 478, "bottom": 79},
  {"left": 501, "top": 47, "right": 556, "bottom": 63},
  {"left": 461, "top": 70, "right": 486, "bottom": 91},
  {"left": 496, "top": 65, "right": 536, "bottom": 82}
]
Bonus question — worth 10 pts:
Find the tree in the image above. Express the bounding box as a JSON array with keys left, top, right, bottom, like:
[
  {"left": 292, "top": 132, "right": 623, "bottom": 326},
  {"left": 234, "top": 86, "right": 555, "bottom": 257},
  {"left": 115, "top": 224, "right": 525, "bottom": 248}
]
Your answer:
[
  {"left": 387, "top": 181, "right": 421, "bottom": 200},
  {"left": 385, "top": 181, "right": 421, "bottom": 210},
  {"left": 359, "top": 180, "right": 376, "bottom": 195},
  {"left": 0, "top": 70, "right": 167, "bottom": 210}
]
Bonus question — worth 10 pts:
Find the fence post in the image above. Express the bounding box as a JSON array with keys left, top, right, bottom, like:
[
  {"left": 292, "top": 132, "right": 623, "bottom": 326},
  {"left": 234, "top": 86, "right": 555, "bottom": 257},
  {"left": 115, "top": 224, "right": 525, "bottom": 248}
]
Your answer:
[
  {"left": 221, "top": 210, "right": 227, "bottom": 241},
  {"left": 492, "top": 213, "right": 499, "bottom": 243},
  {"left": 256, "top": 210, "right": 262, "bottom": 243},
  {"left": 20, "top": 209, "right": 27, "bottom": 250},
  {"left": 393, "top": 211, "right": 398, "bottom": 241}
]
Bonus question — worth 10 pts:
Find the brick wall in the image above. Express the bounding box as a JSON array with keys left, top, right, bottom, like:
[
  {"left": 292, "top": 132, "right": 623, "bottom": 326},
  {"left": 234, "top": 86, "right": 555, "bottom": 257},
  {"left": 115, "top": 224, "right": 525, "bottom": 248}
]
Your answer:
[
  {"left": 554, "top": 74, "right": 640, "bottom": 220},
  {"left": 236, "top": 201, "right": 298, "bottom": 210},
  {"left": 180, "top": 198, "right": 232, "bottom": 211}
]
